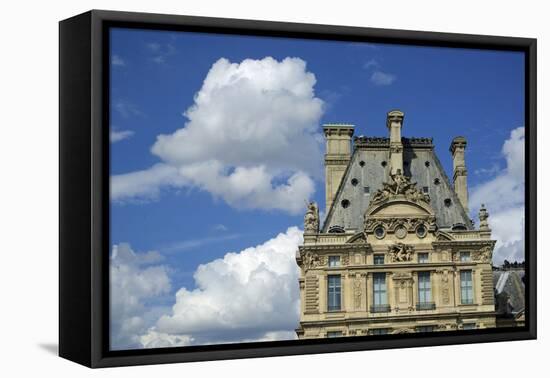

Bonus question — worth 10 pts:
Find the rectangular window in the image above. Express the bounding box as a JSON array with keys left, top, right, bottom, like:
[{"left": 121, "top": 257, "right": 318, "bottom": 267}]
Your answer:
[
  {"left": 460, "top": 251, "right": 471, "bottom": 262},
  {"left": 372, "top": 273, "right": 388, "bottom": 312},
  {"left": 327, "top": 275, "right": 342, "bottom": 311},
  {"left": 364, "top": 186, "right": 370, "bottom": 194},
  {"left": 460, "top": 270, "right": 474, "bottom": 304},
  {"left": 416, "top": 326, "right": 435, "bottom": 333},
  {"left": 373, "top": 254, "right": 385, "bottom": 265},
  {"left": 326, "top": 331, "right": 343, "bottom": 338},
  {"left": 370, "top": 328, "right": 389, "bottom": 335},
  {"left": 328, "top": 256, "right": 340, "bottom": 267},
  {"left": 463, "top": 323, "right": 476, "bottom": 330},
  {"left": 417, "top": 272, "right": 432, "bottom": 303},
  {"left": 422, "top": 186, "right": 429, "bottom": 194},
  {"left": 418, "top": 253, "right": 429, "bottom": 263}
]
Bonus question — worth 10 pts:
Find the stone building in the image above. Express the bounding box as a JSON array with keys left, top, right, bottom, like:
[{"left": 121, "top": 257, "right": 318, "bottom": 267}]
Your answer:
[{"left": 296, "top": 110, "right": 496, "bottom": 338}]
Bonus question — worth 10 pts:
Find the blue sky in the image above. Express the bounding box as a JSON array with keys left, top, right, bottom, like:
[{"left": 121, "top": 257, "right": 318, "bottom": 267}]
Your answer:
[{"left": 109, "top": 27, "right": 525, "bottom": 349}]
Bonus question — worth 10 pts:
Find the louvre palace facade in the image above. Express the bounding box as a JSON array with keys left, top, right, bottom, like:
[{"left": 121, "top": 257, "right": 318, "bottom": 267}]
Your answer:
[{"left": 296, "top": 110, "right": 496, "bottom": 338}]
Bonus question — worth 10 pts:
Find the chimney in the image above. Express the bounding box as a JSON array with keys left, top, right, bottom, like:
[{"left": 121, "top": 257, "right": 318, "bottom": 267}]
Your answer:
[
  {"left": 387, "top": 110, "right": 404, "bottom": 175},
  {"left": 323, "top": 124, "right": 354, "bottom": 211},
  {"left": 450, "top": 136, "right": 468, "bottom": 214}
]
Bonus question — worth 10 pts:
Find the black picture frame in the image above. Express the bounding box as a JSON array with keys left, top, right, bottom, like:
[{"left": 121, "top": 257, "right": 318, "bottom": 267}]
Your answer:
[{"left": 59, "top": 9, "right": 537, "bottom": 368}]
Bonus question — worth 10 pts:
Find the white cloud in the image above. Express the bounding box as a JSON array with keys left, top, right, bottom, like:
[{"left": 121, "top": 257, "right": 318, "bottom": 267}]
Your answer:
[
  {"left": 112, "top": 57, "right": 324, "bottom": 214},
  {"left": 147, "top": 42, "right": 176, "bottom": 64},
  {"left": 470, "top": 127, "right": 525, "bottom": 264},
  {"left": 114, "top": 100, "right": 143, "bottom": 119},
  {"left": 110, "top": 243, "right": 171, "bottom": 349},
  {"left": 370, "top": 70, "right": 396, "bottom": 86},
  {"left": 140, "top": 226, "right": 303, "bottom": 347},
  {"left": 363, "top": 59, "right": 379, "bottom": 70},
  {"left": 161, "top": 233, "right": 241, "bottom": 253},
  {"left": 213, "top": 224, "right": 228, "bottom": 232},
  {"left": 111, "top": 163, "right": 188, "bottom": 202},
  {"left": 110, "top": 129, "right": 134, "bottom": 143},
  {"left": 111, "top": 54, "right": 125, "bottom": 67}
]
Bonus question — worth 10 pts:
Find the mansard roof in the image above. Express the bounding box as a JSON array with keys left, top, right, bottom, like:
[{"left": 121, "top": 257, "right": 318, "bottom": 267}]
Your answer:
[{"left": 322, "top": 136, "right": 472, "bottom": 233}]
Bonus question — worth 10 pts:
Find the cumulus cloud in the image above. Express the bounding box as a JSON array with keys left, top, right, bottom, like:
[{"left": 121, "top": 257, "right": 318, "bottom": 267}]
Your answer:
[
  {"left": 110, "top": 129, "right": 134, "bottom": 143},
  {"left": 140, "top": 226, "right": 303, "bottom": 348},
  {"left": 111, "top": 57, "right": 324, "bottom": 214},
  {"left": 110, "top": 243, "right": 171, "bottom": 350},
  {"left": 370, "top": 70, "right": 396, "bottom": 86},
  {"left": 470, "top": 127, "right": 525, "bottom": 264}
]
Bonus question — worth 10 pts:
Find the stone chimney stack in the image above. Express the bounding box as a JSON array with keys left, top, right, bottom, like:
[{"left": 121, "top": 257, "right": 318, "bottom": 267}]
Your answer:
[
  {"left": 323, "top": 124, "right": 354, "bottom": 211},
  {"left": 450, "top": 136, "right": 468, "bottom": 214},
  {"left": 387, "top": 110, "right": 404, "bottom": 175}
]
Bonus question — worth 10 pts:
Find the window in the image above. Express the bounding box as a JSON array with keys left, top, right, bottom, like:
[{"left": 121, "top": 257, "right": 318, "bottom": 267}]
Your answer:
[
  {"left": 374, "top": 254, "right": 385, "bottom": 265},
  {"left": 417, "top": 272, "right": 434, "bottom": 310},
  {"left": 341, "top": 199, "right": 350, "bottom": 208},
  {"left": 328, "top": 256, "right": 341, "bottom": 267},
  {"left": 416, "top": 326, "right": 435, "bottom": 333},
  {"left": 416, "top": 225, "right": 427, "bottom": 238},
  {"left": 418, "top": 253, "right": 429, "bottom": 263},
  {"left": 370, "top": 328, "right": 389, "bottom": 335},
  {"left": 351, "top": 178, "right": 359, "bottom": 186},
  {"left": 444, "top": 198, "right": 452, "bottom": 207},
  {"left": 463, "top": 323, "right": 476, "bottom": 330},
  {"left": 359, "top": 160, "right": 365, "bottom": 167},
  {"left": 460, "top": 270, "right": 474, "bottom": 304},
  {"left": 327, "top": 331, "right": 343, "bottom": 338},
  {"left": 372, "top": 273, "right": 388, "bottom": 312},
  {"left": 364, "top": 186, "right": 370, "bottom": 194},
  {"left": 374, "top": 226, "right": 385, "bottom": 239},
  {"left": 425, "top": 161, "right": 430, "bottom": 167},
  {"left": 422, "top": 186, "right": 429, "bottom": 194},
  {"left": 328, "top": 275, "right": 342, "bottom": 311},
  {"left": 460, "top": 251, "right": 471, "bottom": 262},
  {"left": 381, "top": 161, "right": 387, "bottom": 167},
  {"left": 434, "top": 178, "right": 441, "bottom": 185}
]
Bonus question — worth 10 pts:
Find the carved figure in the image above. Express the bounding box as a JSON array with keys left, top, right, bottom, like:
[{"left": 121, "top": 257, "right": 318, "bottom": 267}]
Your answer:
[
  {"left": 389, "top": 242, "right": 415, "bottom": 262},
  {"left": 304, "top": 201, "right": 319, "bottom": 234}
]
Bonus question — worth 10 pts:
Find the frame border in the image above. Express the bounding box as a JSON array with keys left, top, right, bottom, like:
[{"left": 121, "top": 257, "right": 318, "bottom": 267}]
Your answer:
[{"left": 59, "top": 9, "right": 537, "bottom": 368}]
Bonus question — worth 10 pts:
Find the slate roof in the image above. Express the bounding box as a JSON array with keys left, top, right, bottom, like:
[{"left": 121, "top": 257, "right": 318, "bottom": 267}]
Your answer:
[
  {"left": 322, "top": 136, "right": 473, "bottom": 232},
  {"left": 493, "top": 269, "right": 525, "bottom": 315}
]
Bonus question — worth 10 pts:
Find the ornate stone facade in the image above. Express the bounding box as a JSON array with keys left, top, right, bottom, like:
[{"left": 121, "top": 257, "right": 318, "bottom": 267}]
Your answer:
[{"left": 296, "top": 110, "right": 497, "bottom": 339}]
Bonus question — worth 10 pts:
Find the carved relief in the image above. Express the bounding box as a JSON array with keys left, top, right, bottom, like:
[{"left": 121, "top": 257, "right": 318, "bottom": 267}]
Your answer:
[
  {"left": 436, "top": 269, "right": 450, "bottom": 304},
  {"left": 472, "top": 246, "right": 492, "bottom": 262},
  {"left": 364, "top": 216, "right": 435, "bottom": 234},
  {"left": 342, "top": 254, "right": 350, "bottom": 266},
  {"left": 388, "top": 243, "right": 415, "bottom": 262},
  {"left": 353, "top": 276, "right": 362, "bottom": 309},
  {"left": 300, "top": 251, "right": 322, "bottom": 271},
  {"left": 370, "top": 171, "right": 430, "bottom": 206}
]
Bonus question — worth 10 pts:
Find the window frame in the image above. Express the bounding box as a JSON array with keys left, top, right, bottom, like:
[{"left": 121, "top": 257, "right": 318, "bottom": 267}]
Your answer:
[
  {"left": 460, "top": 270, "right": 474, "bottom": 305},
  {"left": 328, "top": 255, "right": 341, "bottom": 268},
  {"left": 327, "top": 274, "right": 342, "bottom": 312}
]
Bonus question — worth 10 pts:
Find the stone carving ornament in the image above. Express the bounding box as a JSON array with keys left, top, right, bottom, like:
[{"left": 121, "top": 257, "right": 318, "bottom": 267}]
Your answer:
[
  {"left": 370, "top": 171, "right": 430, "bottom": 206},
  {"left": 300, "top": 251, "right": 323, "bottom": 271},
  {"left": 303, "top": 201, "right": 319, "bottom": 234},
  {"left": 472, "top": 246, "right": 492, "bottom": 262},
  {"left": 388, "top": 243, "right": 415, "bottom": 262}
]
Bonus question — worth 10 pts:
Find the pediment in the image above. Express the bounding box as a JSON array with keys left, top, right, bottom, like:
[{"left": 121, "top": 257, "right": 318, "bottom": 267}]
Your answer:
[{"left": 366, "top": 197, "right": 434, "bottom": 218}]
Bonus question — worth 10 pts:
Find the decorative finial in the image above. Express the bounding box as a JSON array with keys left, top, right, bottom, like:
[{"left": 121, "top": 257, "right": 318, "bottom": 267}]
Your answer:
[{"left": 479, "top": 204, "right": 490, "bottom": 231}]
